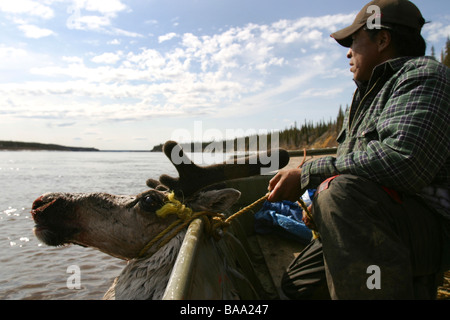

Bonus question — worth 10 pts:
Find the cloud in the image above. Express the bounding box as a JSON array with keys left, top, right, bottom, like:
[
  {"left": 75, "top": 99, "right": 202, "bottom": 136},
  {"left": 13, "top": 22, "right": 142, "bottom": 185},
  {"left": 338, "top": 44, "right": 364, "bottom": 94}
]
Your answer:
[
  {"left": 17, "top": 22, "right": 55, "bottom": 38},
  {"left": 67, "top": 14, "right": 110, "bottom": 30},
  {"left": 75, "top": 0, "right": 127, "bottom": 15},
  {"left": 0, "top": 0, "right": 54, "bottom": 19},
  {"left": 66, "top": 0, "right": 141, "bottom": 37},
  {"left": 91, "top": 52, "right": 122, "bottom": 64},
  {"left": 110, "top": 27, "right": 143, "bottom": 38},
  {"left": 0, "top": 2, "right": 56, "bottom": 38},
  {"left": 0, "top": 46, "right": 28, "bottom": 60},
  {"left": 0, "top": 45, "right": 55, "bottom": 80},
  {"left": 145, "top": 19, "right": 158, "bottom": 25},
  {"left": 300, "top": 87, "right": 345, "bottom": 98},
  {"left": 158, "top": 32, "right": 179, "bottom": 43},
  {"left": 423, "top": 20, "right": 450, "bottom": 43},
  {"left": 108, "top": 39, "right": 121, "bottom": 45},
  {"left": 57, "top": 122, "right": 77, "bottom": 127},
  {"left": 2, "top": 13, "right": 354, "bottom": 123}
]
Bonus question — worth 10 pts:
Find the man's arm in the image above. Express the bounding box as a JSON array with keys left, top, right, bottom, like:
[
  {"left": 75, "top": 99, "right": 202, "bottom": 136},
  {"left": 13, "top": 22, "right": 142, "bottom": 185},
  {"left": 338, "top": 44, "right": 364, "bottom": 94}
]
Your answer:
[{"left": 302, "top": 61, "right": 449, "bottom": 193}]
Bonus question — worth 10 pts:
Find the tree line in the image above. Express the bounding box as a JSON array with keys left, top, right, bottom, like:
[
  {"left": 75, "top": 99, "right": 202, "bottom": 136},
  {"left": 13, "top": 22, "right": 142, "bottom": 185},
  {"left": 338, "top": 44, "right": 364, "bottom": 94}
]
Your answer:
[
  {"left": 151, "top": 105, "right": 345, "bottom": 152},
  {"left": 432, "top": 36, "right": 450, "bottom": 67},
  {"left": 276, "top": 105, "right": 344, "bottom": 150}
]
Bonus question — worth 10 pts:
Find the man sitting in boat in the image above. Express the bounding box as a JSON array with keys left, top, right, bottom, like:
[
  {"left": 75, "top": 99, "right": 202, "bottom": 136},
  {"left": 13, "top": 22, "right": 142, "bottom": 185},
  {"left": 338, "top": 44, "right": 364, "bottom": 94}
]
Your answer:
[{"left": 267, "top": 0, "right": 449, "bottom": 299}]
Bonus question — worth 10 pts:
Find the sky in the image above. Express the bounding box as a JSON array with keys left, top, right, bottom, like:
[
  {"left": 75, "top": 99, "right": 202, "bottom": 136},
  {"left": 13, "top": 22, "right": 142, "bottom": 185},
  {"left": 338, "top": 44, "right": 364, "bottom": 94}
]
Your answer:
[{"left": 0, "top": 0, "right": 449, "bottom": 150}]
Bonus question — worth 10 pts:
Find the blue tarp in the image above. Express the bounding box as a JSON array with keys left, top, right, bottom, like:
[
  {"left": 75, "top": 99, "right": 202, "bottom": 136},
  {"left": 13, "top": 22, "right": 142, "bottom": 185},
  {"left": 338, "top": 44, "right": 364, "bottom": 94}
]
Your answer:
[{"left": 254, "top": 190, "right": 315, "bottom": 243}]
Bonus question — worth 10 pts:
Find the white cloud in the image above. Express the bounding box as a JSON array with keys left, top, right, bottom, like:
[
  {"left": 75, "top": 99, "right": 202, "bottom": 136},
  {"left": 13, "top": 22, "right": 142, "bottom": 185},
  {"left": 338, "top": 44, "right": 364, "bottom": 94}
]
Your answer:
[
  {"left": 62, "top": 56, "right": 84, "bottom": 64},
  {"left": 110, "top": 27, "right": 143, "bottom": 38},
  {"left": 2, "top": 13, "right": 354, "bottom": 123},
  {"left": 423, "top": 20, "right": 450, "bottom": 43},
  {"left": 0, "top": 0, "right": 54, "bottom": 19},
  {"left": 92, "top": 52, "right": 122, "bottom": 64},
  {"left": 17, "top": 23, "right": 55, "bottom": 38},
  {"left": 300, "top": 87, "right": 345, "bottom": 98},
  {"left": 67, "top": 13, "right": 110, "bottom": 30},
  {"left": 0, "top": 46, "right": 28, "bottom": 60},
  {"left": 158, "top": 32, "right": 178, "bottom": 43},
  {"left": 66, "top": 0, "right": 140, "bottom": 37},
  {"left": 108, "top": 39, "right": 121, "bottom": 45},
  {"left": 76, "top": 0, "right": 127, "bottom": 15},
  {"left": 0, "top": 45, "right": 54, "bottom": 79},
  {"left": 0, "top": 1, "right": 56, "bottom": 38},
  {"left": 290, "top": 13, "right": 356, "bottom": 32},
  {"left": 75, "top": 0, "right": 127, "bottom": 15}
]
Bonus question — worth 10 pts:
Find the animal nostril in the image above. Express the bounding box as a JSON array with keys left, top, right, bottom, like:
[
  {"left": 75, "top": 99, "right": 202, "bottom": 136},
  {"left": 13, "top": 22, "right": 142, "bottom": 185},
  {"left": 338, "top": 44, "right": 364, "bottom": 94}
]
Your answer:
[
  {"left": 32, "top": 196, "right": 46, "bottom": 210},
  {"left": 31, "top": 197, "right": 57, "bottom": 218}
]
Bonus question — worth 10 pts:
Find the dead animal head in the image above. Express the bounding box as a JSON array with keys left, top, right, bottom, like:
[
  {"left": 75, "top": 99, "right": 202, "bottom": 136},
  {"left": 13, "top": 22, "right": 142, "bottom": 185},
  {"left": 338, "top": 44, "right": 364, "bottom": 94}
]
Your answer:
[{"left": 31, "top": 141, "right": 289, "bottom": 260}]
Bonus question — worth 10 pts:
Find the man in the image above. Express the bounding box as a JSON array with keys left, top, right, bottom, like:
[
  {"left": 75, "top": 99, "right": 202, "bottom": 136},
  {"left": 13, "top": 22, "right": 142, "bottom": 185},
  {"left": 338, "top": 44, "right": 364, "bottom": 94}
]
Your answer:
[{"left": 268, "top": 0, "right": 449, "bottom": 299}]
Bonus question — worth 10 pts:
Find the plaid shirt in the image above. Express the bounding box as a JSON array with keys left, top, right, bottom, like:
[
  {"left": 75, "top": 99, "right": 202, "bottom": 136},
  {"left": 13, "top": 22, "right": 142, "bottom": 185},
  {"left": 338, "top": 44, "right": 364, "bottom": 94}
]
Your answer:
[{"left": 301, "top": 56, "right": 449, "bottom": 217}]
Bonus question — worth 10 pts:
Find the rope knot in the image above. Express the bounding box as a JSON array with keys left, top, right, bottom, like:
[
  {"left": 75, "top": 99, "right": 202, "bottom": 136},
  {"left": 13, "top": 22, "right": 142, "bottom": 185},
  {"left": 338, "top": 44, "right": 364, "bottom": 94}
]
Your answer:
[
  {"left": 156, "top": 192, "right": 193, "bottom": 220},
  {"left": 199, "top": 213, "right": 231, "bottom": 241},
  {"left": 138, "top": 192, "right": 271, "bottom": 258}
]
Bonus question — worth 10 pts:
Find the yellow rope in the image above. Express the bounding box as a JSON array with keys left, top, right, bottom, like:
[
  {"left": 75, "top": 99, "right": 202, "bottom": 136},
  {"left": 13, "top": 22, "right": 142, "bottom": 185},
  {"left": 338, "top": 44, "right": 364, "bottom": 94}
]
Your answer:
[
  {"left": 137, "top": 219, "right": 183, "bottom": 258},
  {"left": 296, "top": 148, "right": 319, "bottom": 239},
  {"left": 155, "top": 192, "right": 193, "bottom": 220},
  {"left": 297, "top": 198, "right": 319, "bottom": 239},
  {"left": 138, "top": 150, "right": 320, "bottom": 258},
  {"left": 137, "top": 192, "right": 271, "bottom": 258},
  {"left": 224, "top": 193, "right": 269, "bottom": 225}
]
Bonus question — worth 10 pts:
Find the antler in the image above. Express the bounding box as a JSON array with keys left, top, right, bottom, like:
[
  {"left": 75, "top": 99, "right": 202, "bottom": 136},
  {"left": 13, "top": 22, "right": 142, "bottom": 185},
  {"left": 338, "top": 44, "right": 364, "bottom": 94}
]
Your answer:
[{"left": 148, "top": 140, "right": 290, "bottom": 197}]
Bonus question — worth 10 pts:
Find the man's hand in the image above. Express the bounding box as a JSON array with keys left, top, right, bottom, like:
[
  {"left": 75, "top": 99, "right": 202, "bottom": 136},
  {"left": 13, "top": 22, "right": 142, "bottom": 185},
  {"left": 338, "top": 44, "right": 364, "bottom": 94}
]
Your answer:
[{"left": 267, "top": 168, "right": 303, "bottom": 202}]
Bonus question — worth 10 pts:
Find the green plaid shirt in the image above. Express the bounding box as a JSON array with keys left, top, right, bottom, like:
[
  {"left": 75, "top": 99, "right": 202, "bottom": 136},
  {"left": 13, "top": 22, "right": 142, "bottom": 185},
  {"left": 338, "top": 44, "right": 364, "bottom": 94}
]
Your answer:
[{"left": 301, "top": 56, "right": 449, "bottom": 215}]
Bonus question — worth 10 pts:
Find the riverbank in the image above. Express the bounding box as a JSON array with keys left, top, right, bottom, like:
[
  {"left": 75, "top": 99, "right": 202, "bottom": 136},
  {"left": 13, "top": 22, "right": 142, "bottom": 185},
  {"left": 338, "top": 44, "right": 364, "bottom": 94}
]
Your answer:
[{"left": 0, "top": 141, "right": 99, "bottom": 152}]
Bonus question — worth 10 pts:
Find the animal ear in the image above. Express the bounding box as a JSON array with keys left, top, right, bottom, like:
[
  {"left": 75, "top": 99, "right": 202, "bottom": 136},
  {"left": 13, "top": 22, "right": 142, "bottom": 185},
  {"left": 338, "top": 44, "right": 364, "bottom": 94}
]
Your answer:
[
  {"left": 192, "top": 188, "right": 241, "bottom": 212},
  {"left": 146, "top": 178, "right": 160, "bottom": 188},
  {"left": 146, "top": 178, "right": 169, "bottom": 191}
]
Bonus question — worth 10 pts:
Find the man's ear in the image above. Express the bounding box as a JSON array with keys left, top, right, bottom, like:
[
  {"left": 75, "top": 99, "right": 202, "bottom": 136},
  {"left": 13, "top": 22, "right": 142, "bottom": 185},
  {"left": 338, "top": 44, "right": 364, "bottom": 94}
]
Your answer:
[{"left": 377, "top": 29, "right": 392, "bottom": 53}]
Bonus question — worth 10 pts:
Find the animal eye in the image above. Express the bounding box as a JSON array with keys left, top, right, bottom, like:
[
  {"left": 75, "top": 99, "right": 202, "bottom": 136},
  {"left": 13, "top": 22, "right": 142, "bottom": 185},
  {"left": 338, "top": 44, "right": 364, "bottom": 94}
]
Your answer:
[{"left": 139, "top": 194, "right": 162, "bottom": 212}]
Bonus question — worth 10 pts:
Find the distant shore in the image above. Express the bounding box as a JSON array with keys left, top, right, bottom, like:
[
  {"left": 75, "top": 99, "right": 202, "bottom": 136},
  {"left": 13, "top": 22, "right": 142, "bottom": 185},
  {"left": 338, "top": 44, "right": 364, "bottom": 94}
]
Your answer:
[
  {"left": 0, "top": 140, "right": 99, "bottom": 152},
  {"left": 1, "top": 140, "right": 337, "bottom": 155}
]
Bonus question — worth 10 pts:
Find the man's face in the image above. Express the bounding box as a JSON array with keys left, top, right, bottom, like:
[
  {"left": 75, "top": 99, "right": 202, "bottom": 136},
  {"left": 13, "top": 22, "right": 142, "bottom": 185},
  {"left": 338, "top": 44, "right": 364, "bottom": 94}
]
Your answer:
[{"left": 347, "top": 28, "right": 381, "bottom": 82}]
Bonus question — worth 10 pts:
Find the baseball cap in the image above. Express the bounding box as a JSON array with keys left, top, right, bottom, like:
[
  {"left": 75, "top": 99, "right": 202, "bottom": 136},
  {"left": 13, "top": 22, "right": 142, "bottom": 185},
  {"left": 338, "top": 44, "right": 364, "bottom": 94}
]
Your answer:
[{"left": 331, "top": 0, "right": 425, "bottom": 47}]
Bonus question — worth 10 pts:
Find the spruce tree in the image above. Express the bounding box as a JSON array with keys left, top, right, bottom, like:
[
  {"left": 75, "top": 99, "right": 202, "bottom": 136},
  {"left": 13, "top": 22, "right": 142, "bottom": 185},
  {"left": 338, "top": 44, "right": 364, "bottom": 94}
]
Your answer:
[{"left": 443, "top": 37, "right": 450, "bottom": 68}]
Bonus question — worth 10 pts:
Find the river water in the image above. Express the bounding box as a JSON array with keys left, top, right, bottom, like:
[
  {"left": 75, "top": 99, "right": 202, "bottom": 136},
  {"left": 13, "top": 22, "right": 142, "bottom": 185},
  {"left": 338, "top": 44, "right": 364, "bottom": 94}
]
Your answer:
[{"left": 0, "top": 151, "right": 178, "bottom": 300}]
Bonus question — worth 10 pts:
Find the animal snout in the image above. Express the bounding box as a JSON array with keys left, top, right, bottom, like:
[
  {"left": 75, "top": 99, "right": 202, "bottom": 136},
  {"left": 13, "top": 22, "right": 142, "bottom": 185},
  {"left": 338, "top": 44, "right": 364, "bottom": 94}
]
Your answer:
[
  {"left": 31, "top": 195, "right": 56, "bottom": 220},
  {"left": 31, "top": 194, "right": 81, "bottom": 246}
]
